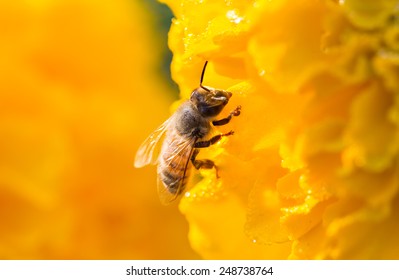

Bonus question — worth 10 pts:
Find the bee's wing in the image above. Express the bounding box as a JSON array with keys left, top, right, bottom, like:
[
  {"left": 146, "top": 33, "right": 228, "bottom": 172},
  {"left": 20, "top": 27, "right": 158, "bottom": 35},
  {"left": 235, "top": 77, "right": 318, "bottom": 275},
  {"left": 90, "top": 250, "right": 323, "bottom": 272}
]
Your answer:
[
  {"left": 157, "top": 135, "right": 197, "bottom": 205},
  {"left": 134, "top": 116, "right": 173, "bottom": 168}
]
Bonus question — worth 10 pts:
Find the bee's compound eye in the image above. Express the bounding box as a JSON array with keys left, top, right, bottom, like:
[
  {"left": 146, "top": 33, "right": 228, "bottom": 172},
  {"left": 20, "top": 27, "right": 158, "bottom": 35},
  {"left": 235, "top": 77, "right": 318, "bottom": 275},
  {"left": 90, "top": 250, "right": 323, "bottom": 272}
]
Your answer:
[
  {"left": 191, "top": 87, "right": 210, "bottom": 104},
  {"left": 198, "top": 103, "right": 224, "bottom": 117}
]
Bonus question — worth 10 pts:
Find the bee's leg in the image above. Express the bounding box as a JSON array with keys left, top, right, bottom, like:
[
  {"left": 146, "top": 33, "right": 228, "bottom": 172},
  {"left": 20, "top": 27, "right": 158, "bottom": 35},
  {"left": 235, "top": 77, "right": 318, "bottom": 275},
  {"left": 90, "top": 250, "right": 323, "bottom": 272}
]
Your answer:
[
  {"left": 191, "top": 149, "right": 220, "bottom": 178},
  {"left": 212, "top": 105, "right": 241, "bottom": 126},
  {"left": 194, "top": 131, "right": 234, "bottom": 148},
  {"left": 192, "top": 131, "right": 234, "bottom": 178}
]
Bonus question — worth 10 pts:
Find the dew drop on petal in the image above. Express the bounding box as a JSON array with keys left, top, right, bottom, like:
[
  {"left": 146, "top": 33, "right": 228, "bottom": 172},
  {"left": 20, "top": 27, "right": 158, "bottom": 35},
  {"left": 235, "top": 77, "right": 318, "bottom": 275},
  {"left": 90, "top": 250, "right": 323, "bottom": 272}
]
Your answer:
[{"left": 226, "top": 9, "right": 244, "bottom": 24}]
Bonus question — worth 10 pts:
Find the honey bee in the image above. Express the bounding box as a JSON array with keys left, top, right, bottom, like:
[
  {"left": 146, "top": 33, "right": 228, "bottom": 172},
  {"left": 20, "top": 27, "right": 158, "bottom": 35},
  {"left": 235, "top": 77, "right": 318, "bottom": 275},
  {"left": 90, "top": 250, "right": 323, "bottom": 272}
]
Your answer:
[{"left": 134, "top": 61, "right": 241, "bottom": 204}]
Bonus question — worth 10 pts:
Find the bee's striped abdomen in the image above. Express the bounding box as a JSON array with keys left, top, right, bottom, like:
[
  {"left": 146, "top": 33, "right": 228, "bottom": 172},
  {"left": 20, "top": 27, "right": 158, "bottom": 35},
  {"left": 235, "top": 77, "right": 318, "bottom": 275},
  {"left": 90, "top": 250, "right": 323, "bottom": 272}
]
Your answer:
[{"left": 158, "top": 135, "right": 192, "bottom": 195}]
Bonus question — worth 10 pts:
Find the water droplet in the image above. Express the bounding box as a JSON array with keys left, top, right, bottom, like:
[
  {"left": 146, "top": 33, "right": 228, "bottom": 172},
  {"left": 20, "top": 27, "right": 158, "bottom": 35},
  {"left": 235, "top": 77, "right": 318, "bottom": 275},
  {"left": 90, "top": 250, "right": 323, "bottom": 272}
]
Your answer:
[{"left": 226, "top": 10, "right": 244, "bottom": 24}]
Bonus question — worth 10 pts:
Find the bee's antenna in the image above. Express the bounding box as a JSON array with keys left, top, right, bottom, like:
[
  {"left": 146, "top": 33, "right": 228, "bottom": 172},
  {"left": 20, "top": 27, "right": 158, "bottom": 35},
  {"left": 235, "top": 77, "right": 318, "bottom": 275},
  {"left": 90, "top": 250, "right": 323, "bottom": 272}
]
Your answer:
[{"left": 200, "top": 61, "right": 210, "bottom": 92}]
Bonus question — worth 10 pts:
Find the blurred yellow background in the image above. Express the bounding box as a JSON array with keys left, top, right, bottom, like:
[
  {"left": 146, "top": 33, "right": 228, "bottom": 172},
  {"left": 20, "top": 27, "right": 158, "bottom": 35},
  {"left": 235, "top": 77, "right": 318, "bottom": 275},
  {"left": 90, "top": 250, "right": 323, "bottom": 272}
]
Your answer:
[{"left": 0, "top": 0, "right": 198, "bottom": 259}]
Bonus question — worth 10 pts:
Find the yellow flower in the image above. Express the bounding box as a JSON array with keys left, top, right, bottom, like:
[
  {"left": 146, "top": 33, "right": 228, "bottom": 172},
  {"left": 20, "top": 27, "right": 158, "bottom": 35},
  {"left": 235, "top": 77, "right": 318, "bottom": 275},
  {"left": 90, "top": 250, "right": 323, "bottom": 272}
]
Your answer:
[
  {"left": 161, "top": 0, "right": 399, "bottom": 259},
  {"left": 0, "top": 0, "right": 197, "bottom": 259}
]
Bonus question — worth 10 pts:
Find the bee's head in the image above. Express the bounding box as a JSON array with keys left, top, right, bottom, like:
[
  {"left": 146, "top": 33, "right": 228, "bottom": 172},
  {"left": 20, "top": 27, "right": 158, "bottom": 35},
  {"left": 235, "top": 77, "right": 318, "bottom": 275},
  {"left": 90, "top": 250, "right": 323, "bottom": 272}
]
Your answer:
[
  {"left": 190, "top": 87, "right": 232, "bottom": 118},
  {"left": 190, "top": 61, "right": 232, "bottom": 118}
]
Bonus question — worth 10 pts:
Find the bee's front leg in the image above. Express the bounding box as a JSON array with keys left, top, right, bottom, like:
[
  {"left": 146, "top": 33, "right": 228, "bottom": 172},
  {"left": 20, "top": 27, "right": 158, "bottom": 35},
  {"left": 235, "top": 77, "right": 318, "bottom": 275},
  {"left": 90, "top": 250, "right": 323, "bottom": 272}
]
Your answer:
[
  {"left": 212, "top": 105, "right": 241, "bottom": 126},
  {"left": 190, "top": 149, "right": 220, "bottom": 178}
]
